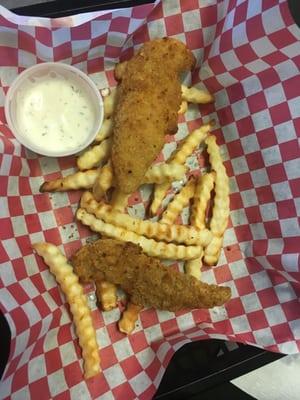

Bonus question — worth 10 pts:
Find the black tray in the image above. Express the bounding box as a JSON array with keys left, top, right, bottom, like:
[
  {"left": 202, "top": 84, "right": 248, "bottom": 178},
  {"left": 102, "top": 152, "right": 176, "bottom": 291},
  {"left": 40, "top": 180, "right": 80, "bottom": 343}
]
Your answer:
[{"left": 12, "top": 0, "right": 155, "bottom": 18}]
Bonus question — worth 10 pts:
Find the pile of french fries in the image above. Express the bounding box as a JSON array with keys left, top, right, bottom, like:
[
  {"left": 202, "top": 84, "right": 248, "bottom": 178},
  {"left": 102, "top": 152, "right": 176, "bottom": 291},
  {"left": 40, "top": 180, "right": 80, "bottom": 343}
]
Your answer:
[{"left": 35, "top": 84, "right": 229, "bottom": 378}]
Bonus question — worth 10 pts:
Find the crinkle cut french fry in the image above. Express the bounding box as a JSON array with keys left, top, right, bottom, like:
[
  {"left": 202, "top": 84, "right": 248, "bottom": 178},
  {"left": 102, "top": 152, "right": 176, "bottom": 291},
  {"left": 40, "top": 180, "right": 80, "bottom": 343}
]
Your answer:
[
  {"left": 160, "top": 177, "right": 196, "bottom": 225},
  {"left": 185, "top": 173, "right": 215, "bottom": 279},
  {"left": 93, "top": 171, "right": 119, "bottom": 312},
  {"left": 95, "top": 118, "right": 113, "bottom": 143},
  {"left": 178, "top": 100, "right": 188, "bottom": 115},
  {"left": 32, "top": 243, "right": 100, "bottom": 378},
  {"left": 95, "top": 280, "right": 118, "bottom": 311},
  {"left": 203, "top": 135, "right": 229, "bottom": 265},
  {"left": 118, "top": 303, "right": 142, "bottom": 334},
  {"left": 150, "top": 182, "right": 170, "bottom": 216},
  {"left": 104, "top": 83, "right": 213, "bottom": 121},
  {"left": 103, "top": 87, "right": 117, "bottom": 118},
  {"left": 171, "top": 122, "right": 213, "bottom": 165},
  {"left": 80, "top": 191, "right": 212, "bottom": 247},
  {"left": 203, "top": 236, "right": 223, "bottom": 266},
  {"left": 77, "top": 137, "right": 112, "bottom": 171},
  {"left": 39, "top": 169, "right": 99, "bottom": 192},
  {"left": 91, "top": 162, "right": 186, "bottom": 201},
  {"left": 181, "top": 85, "right": 214, "bottom": 104},
  {"left": 205, "top": 135, "right": 229, "bottom": 236},
  {"left": 110, "top": 190, "right": 130, "bottom": 213},
  {"left": 92, "top": 161, "right": 114, "bottom": 201},
  {"left": 185, "top": 251, "right": 203, "bottom": 280},
  {"left": 190, "top": 172, "right": 215, "bottom": 231},
  {"left": 150, "top": 122, "right": 213, "bottom": 215},
  {"left": 76, "top": 208, "right": 202, "bottom": 260},
  {"left": 144, "top": 163, "right": 187, "bottom": 184}
]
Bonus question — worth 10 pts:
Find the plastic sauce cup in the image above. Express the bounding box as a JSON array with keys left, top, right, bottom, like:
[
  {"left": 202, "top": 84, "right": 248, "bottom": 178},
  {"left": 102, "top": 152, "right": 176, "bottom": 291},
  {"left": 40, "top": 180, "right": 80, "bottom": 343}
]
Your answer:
[{"left": 4, "top": 62, "right": 104, "bottom": 157}]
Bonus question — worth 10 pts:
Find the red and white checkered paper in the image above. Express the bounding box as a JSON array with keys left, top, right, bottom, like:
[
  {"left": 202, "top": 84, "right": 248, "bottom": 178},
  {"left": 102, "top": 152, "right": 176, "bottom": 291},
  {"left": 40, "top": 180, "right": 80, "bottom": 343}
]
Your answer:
[{"left": 0, "top": 0, "right": 300, "bottom": 398}]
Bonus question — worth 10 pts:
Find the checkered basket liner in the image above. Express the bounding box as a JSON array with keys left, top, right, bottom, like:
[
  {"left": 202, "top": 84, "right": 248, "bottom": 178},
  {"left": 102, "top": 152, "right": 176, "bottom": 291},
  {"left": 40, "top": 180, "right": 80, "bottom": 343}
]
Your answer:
[{"left": 0, "top": 0, "right": 299, "bottom": 399}]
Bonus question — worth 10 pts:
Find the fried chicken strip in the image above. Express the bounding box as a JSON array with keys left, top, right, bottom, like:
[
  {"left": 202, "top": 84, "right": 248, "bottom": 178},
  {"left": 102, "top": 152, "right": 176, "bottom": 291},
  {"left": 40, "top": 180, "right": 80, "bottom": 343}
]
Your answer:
[
  {"left": 71, "top": 239, "right": 231, "bottom": 312},
  {"left": 112, "top": 38, "right": 195, "bottom": 194}
]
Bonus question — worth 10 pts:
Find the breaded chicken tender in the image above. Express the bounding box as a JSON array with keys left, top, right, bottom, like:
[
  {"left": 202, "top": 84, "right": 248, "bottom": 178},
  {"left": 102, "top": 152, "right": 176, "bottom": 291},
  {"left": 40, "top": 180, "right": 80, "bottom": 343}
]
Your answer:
[
  {"left": 112, "top": 38, "right": 196, "bottom": 194},
  {"left": 71, "top": 239, "right": 231, "bottom": 311}
]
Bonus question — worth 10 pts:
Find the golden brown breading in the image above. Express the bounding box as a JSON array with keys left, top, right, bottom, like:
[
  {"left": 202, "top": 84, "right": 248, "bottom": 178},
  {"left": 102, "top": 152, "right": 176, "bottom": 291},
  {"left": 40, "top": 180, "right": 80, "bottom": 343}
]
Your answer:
[
  {"left": 71, "top": 238, "right": 231, "bottom": 312},
  {"left": 112, "top": 38, "right": 196, "bottom": 194}
]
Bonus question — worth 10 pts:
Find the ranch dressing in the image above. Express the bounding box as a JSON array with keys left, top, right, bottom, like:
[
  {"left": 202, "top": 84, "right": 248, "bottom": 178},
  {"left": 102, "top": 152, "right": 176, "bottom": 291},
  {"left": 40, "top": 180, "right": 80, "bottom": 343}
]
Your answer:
[{"left": 16, "top": 72, "right": 96, "bottom": 153}]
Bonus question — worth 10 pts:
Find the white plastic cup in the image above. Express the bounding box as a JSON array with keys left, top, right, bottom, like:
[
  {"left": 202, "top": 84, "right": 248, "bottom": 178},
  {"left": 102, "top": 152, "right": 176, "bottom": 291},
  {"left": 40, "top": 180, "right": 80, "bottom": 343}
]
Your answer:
[{"left": 4, "top": 62, "right": 104, "bottom": 157}]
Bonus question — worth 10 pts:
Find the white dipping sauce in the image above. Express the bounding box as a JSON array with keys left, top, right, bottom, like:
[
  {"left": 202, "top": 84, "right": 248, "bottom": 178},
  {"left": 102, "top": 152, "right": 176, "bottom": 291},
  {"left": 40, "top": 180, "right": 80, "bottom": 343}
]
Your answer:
[{"left": 16, "top": 72, "right": 96, "bottom": 153}]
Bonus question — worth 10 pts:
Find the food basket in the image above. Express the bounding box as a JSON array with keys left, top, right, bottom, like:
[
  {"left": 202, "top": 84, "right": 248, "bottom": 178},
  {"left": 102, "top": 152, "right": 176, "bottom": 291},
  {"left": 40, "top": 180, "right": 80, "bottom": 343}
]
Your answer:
[{"left": 0, "top": 0, "right": 299, "bottom": 399}]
